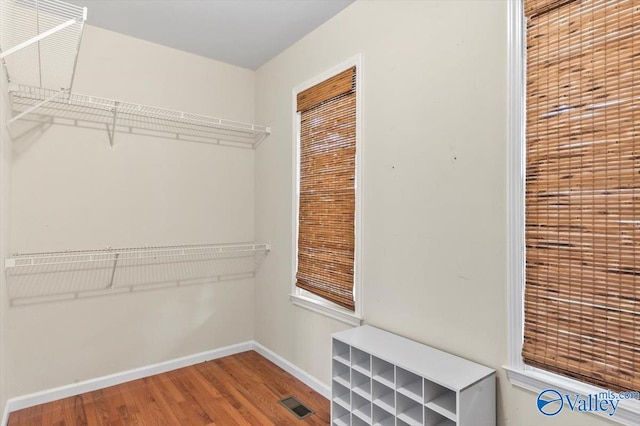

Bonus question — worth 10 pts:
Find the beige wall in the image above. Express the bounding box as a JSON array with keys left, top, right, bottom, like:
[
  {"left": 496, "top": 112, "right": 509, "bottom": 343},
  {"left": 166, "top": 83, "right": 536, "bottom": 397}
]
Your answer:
[
  {"left": 254, "top": 2, "right": 616, "bottom": 426},
  {"left": 4, "top": 26, "right": 257, "bottom": 397},
  {"left": 1, "top": 57, "right": 11, "bottom": 412}
]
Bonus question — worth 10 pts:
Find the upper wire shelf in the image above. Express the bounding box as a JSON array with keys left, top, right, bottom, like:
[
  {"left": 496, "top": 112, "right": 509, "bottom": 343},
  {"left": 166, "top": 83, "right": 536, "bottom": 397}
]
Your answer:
[
  {"left": 5, "top": 242, "right": 270, "bottom": 305},
  {"left": 8, "top": 83, "right": 272, "bottom": 148},
  {"left": 0, "top": 0, "right": 87, "bottom": 90}
]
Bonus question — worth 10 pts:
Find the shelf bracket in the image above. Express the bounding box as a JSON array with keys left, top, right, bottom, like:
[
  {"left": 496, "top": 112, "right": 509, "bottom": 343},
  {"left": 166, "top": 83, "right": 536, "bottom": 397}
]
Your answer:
[
  {"left": 7, "top": 88, "right": 66, "bottom": 126},
  {"left": 0, "top": 19, "right": 78, "bottom": 59},
  {"left": 108, "top": 102, "right": 119, "bottom": 149},
  {"left": 254, "top": 126, "right": 271, "bottom": 148},
  {"left": 108, "top": 253, "right": 119, "bottom": 290},
  {"left": 68, "top": 8, "right": 88, "bottom": 92}
]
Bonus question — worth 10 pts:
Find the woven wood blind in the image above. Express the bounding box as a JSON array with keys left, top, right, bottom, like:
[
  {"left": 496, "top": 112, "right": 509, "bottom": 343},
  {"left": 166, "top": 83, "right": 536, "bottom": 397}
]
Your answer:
[
  {"left": 522, "top": 0, "right": 639, "bottom": 391},
  {"left": 296, "top": 67, "right": 356, "bottom": 311},
  {"left": 297, "top": 68, "right": 355, "bottom": 113}
]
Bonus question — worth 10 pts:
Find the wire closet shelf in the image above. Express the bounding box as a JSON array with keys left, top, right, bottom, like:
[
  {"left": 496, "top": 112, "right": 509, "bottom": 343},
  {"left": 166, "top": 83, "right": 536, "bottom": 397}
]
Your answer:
[
  {"left": 4, "top": 243, "right": 270, "bottom": 305},
  {"left": 8, "top": 84, "right": 272, "bottom": 148},
  {"left": 0, "top": 0, "right": 86, "bottom": 90}
]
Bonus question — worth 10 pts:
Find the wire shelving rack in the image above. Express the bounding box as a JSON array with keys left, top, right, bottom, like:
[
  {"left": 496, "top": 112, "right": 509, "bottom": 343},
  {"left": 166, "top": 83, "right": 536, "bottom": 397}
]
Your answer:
[
  {"left": 8, "top": 83, "right": 272, "bottom": 148},
  {"left": 1, "top": 1, "right": 271, "bottom": 149},
  {"left": 5, "top": 243, "right": 270, "bottom": 305},
  {"left": 0, "top": 1, "right": 274, "bottom": 300}
]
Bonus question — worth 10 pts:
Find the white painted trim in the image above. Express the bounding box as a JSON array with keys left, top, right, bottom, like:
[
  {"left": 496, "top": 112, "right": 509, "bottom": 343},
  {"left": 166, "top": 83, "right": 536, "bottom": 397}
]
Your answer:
[
  {"left": 2, "top": 341, "right": 253, "bottom": 424},
  {"left": 505, "top": 366, "right": 640, "bottom": 426},
  {"left": 253, "top": 341, "right": 331, "bottom": 399},
  {"left": 290, "top": 54, "right": 364, "bottom": 322},
  {"left": 0, "top": 340, "right": 332, "bottom": 425},
  {"left": 506, "top": 4, "right": 639, "bottom": 426},
  {"left": 506, "top": 0, "right": 526, "bottom": 372},
  {"left": 290, "top": 293, "right": 362, "bottom": 327},
  {"left": 0, "top": 402, "right": 8, "bottom": 426}
]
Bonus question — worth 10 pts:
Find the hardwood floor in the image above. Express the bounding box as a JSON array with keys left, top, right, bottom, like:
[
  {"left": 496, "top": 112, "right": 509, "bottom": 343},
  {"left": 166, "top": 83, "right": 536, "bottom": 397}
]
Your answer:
[{"left": 8, "top": 351, "right": 330, "bottom": 425}]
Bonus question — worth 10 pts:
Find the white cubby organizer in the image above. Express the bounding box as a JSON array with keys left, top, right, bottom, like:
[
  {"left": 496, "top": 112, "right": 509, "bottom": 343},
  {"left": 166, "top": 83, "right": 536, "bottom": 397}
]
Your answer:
[{"left": 332, "top": 326, "right": 495, "bottom": 426}]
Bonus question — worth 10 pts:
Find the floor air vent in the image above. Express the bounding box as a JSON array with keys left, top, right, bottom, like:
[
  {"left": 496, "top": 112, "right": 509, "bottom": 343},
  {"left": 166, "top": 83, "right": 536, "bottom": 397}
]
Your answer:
[{"left": 279, "top": 396, "right": 314, "bottom": 419}]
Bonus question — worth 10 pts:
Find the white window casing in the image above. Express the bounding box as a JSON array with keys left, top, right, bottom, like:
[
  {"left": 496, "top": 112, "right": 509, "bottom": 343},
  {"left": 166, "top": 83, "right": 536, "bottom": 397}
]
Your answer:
[
  {"left": 290, "top": 54, "right": 364, "bottom": 327},
  {"left": 505, "top": 2, "right": 639, "bottom": 424}
]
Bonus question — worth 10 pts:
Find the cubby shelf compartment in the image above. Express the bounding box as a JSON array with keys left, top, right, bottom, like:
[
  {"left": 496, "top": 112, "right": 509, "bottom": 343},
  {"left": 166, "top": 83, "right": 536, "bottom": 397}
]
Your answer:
[
  {"left": 332, "top": 415, "right": 349, "bottom": 426},
  {"left": 7, "top": 84, "right": 272, "bottom": 149},
  {"left": 352, "top": 415, "right": 369, "bottom": 426},
  {"left": 398, "top": 393, "right": 423, "bottom": 426},
  {"left": 332, "top": 358, "right": 350, "bottom": 390},
  {"left": 351, "top": 347, "right": 371, "bottom": 376},
  {"left": 4, "top": 243, "right": 270, "bottom": 305},
  {"left": 333, "top": 340, "right": 350, "bottom": 366},
  {"left": 372, "top": 380, "right": 394, "bottom": 414},
  {"left": 351, "top": 369, "right": 371, "bottom": 400},
  {"left": 332, "top": 326, "right": 496, "bottom": 426},
  {"left": 372, "top": 356, "right": 395, "bottom": 388},
  {"left": 0, "top": 0, "right": 86, "bottom": 90},
  {"left": 333, "top": 394, "right": 350, "bottom": 412},
  {"left": 332, "top": 403, "right": 349, "bottom": 426},
  {"left": 373, "top": 404, "right": 394, "bottom": 426},
  {"left": 351, "top": 392, "right": 372, "bottom": 424},
  {"left": 332, "top": 380, "right": 350, "bottom": 411},
  {"left": 397, "top": 367, "right": 423, "bottom": 403},
  {"left": 425, "top": 408, "right": 456, "bottom": 426},
  {"left": 425, "top": 391, "right": 457, "bottom": 421}
]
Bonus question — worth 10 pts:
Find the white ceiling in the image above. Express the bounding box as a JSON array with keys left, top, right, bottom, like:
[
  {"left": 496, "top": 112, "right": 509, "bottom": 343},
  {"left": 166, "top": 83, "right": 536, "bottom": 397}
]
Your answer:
[{"left": 67, "top": 0, "right": 354, "bottom": 70}]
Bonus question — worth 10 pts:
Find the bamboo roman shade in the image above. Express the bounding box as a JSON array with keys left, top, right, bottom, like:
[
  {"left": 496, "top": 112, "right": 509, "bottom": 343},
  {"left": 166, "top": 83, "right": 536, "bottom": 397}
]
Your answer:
[
  {"left": 522, "top": 0, "right": 639, "bottom": 390},
  {"left": 296, "top": 67, "right": 356, "bottom": 311}
]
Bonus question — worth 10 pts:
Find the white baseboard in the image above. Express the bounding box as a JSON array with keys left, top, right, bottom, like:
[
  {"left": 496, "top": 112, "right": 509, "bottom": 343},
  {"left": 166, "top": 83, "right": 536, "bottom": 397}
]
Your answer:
[
  {"left": 1, "top": 340, "right": 330, "bottom": 425},
  {"left": 2, "top": 341, "right": 253, "bottom": 425},
  {"left": 0, "top": 402, "right": 8, "bottom": 426},
  {"left": 252, "top": 341, "right": 331, "bottom": 399}
]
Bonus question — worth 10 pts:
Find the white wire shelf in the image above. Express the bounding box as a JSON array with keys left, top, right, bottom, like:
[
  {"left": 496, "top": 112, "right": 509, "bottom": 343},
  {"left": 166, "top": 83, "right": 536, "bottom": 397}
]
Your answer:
[
  {"left": 7, "top": 83, "right": 272, "bottom": 148},
  {"left": 0, "top": 0, "right": 86, "bottom": 90},
  {"left": 4, "top": 242, "right": 270, "bottom": 305}
]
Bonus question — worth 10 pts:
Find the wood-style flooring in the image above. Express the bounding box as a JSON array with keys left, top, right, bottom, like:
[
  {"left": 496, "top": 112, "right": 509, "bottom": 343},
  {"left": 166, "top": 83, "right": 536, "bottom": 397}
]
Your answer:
[{"left": 8, "top": 350, "right": 330, "bottom": 425}]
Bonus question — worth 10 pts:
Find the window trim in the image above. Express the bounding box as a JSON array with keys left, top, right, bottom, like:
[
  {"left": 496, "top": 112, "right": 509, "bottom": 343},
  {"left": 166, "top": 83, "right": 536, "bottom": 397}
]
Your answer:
[
  {"left": 505, "top": 2, "right": 639, "bottom": 424},
  {"left": 290, "top": 54, "right": 363, "bottom": 327}
]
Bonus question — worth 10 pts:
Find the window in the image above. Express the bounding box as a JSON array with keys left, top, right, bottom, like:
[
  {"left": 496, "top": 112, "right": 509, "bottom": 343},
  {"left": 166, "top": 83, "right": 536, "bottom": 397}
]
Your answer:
[
  {"left": 290, "top": 57, "right": 362, "bottom": 326},
  {"left": 522, "top": 0, "right": 639, "bottom": 392},
  {"left": 508, "top": 1, "right": 640, "bottom": 421}
]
